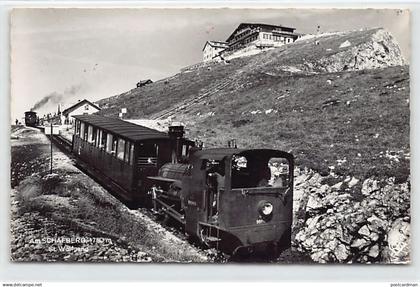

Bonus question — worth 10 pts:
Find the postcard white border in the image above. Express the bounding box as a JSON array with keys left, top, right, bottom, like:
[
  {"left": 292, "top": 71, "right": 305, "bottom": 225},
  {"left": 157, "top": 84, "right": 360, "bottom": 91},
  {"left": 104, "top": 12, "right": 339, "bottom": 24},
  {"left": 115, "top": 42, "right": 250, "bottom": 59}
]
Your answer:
[{"left": 0, "top": 0, "right": 419, "bottom": 282}]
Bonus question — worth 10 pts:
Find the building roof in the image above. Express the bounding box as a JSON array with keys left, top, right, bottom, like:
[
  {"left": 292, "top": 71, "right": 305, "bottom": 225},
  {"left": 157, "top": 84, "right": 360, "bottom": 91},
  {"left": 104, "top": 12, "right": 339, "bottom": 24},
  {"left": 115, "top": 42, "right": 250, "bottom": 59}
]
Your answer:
[
  {"left": 202, "top": 40, "right": 229, "bottom": 51},
  {"left": 226, "top": 23, "right": 296, "bottom": 43},
  {"left": 73, "top": 114, "right": 169, "bottom": 142},
  {"left": 62, "top": 99, "right": 101, "bottom": 116}
]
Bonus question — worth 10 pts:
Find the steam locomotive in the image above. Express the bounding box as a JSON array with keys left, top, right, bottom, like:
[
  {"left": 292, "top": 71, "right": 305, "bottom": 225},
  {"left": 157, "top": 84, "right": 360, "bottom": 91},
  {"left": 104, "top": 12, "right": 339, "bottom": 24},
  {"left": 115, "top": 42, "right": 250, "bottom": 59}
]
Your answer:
[
  {"left": 24, "top": 111, "right": 38, "bottom": 127},
  {"left": 72, "top": 114, "right": 294, "bottom": 255}
]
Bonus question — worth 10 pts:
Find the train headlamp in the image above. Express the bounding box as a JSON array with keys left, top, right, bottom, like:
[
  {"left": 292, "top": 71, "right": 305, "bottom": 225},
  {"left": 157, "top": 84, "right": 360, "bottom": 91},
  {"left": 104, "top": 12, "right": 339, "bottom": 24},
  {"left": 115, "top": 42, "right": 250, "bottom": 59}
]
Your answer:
[
  {"left": 261, "top": 202, "right": 273, "bottom": 215},
  {"left": 258, "top": 201, "right": 273, "bottom": 216}
]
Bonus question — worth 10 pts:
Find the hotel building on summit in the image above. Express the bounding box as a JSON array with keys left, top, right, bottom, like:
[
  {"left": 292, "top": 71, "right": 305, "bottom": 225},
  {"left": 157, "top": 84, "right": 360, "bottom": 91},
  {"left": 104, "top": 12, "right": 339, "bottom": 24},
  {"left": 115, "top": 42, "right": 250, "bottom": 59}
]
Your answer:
[{"left": 203, "top": 23, "right": 301, "bottom": 62}]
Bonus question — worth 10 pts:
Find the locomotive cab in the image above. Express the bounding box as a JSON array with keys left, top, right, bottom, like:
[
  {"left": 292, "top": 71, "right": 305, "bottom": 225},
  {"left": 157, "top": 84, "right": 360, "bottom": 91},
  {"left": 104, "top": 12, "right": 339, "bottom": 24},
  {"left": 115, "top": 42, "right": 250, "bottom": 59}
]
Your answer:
[{"left": 181, "top": 148, "right": 294, "bottom": 254}]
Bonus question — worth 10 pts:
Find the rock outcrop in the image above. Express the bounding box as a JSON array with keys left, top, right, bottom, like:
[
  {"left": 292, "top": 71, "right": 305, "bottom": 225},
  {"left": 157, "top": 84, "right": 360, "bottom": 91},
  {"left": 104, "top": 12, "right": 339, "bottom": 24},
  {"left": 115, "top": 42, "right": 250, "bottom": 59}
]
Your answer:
[
  {"left": 293, "top": 168, "right": 410, "bottom": 264},
  {"left": 301, "top": 29, "right": 406, "bottom": 73}
]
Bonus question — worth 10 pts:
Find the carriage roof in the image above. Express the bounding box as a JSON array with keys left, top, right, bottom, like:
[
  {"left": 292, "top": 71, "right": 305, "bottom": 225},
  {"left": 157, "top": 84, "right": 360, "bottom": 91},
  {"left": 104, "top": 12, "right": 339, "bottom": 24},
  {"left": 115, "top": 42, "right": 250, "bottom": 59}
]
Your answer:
[{"left": 73, "top": 114, "right": 169, "bottom": 142}]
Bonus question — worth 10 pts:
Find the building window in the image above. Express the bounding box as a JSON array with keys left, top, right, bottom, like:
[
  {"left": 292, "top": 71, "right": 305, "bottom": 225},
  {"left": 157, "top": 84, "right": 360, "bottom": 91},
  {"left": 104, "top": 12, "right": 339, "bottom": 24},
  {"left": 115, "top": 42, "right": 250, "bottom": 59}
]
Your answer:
[{"left": 85, "top": 105, "right": 89, "bottom": 111}]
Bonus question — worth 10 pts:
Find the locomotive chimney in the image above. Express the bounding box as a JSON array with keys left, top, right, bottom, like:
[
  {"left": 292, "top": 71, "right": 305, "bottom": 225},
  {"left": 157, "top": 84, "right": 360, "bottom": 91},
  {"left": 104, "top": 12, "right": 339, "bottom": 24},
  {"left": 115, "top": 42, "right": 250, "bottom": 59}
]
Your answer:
[{"left": 168, "top": 124, "right": 184, "bottom": 163}]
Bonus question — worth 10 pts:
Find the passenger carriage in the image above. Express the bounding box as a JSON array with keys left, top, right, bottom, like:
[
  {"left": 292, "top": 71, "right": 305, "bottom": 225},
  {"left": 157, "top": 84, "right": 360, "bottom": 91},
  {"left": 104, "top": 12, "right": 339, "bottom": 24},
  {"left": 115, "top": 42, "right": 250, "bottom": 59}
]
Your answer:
[{"left": 71, "top": 114, "right": 194, "bottom": 203}]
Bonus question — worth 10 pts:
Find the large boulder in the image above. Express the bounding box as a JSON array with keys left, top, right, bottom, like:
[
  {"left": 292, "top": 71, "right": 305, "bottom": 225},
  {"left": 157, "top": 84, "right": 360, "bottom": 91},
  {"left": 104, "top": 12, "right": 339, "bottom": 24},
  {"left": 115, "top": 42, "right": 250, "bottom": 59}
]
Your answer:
[
  {"left": 383, "top": 218, "right": 410, "bottom": 264},
  {"left": 361, "top": 178, "right": 379, "bottom": 196}
]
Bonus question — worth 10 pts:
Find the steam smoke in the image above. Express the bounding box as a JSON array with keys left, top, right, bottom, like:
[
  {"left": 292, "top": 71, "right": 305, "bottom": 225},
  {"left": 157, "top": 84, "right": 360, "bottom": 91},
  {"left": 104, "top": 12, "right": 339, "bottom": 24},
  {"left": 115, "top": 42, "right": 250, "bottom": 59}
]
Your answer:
[
  {"left": 30, "top": 92, "right": 63, "bottom": 111},
  {"left": 30, "top": 84, "right": 83, "bottom": 112}
]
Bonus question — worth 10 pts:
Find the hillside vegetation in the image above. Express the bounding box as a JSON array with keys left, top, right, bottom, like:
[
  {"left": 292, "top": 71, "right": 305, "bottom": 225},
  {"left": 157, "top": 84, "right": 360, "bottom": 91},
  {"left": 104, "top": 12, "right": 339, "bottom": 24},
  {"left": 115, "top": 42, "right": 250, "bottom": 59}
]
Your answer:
[{"left": 97, "top": 28, "right": 409, "bottom": 181}]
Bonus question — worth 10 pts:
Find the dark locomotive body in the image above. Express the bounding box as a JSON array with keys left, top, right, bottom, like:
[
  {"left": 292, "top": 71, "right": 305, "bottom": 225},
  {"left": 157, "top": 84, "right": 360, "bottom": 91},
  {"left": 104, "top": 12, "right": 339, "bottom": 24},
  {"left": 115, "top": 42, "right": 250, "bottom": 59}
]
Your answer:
[
  {"left": 71, "top": 114, "right": 294, "bottom": 255},
  {"left": 24, "top": 111, "right": 38, "bottom": 127},
  {"left": 151, "top": 148, "right": 294, "bottom": 254}
]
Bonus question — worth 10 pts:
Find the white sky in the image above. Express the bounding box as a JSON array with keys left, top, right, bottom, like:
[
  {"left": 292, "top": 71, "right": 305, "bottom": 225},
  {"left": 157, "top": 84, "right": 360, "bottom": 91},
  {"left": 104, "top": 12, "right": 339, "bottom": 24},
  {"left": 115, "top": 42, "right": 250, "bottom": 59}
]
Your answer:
[{"left": 10, "top": 8, "right": 410, "bottom": 121}]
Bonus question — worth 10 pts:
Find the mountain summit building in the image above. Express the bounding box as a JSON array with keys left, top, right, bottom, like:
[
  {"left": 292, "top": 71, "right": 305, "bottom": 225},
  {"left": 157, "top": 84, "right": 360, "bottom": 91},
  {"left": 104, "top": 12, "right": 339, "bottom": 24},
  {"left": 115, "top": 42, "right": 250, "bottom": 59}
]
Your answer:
[
  {"left": 202, "top": 41, "right": 229, "bottom": 62},
  {"left": 203, "top": 23, "right": 300, "bottom": 62}
]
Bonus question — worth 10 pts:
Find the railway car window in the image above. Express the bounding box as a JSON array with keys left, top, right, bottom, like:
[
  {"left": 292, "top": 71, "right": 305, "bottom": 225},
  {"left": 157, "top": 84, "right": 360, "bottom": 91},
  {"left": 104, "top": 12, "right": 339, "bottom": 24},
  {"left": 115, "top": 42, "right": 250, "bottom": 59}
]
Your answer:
[
  {"left": 112, "top": 137, "right": 118, "bottom": 156},
  {"left": 92, "top": 127, "right": 97, "bottom": 145},
  {"left": 106, "top": 134, "right": 113, "bottom": 153},
  {"left": 138, "top": 143, "right": 157, "bottom": 166},
  {"left": 231, "top": 156, "right": 252, "bottom": 188},
  {"left": 83, "top": 124, "right": 89, "bottom": 141},
  {"left": 268, "top": 158, "right": 290, "bottom": 188},
  {"left": 231, "top": 155, "right": 271, "bottom": 188},
  {"left": 100, "top": 131, "right": 107, "bottom": 150},
  {"left": 87, "top": 125, "right": 93, "bottom": 143},
  {"left": 117, "top": 138, "right": 125, "bottom": 160},
  {"left": 95, "top": 129, "right": 101, "bottom": 147},
  {"left": 80, "top": 122, "right": 85, "bottom": 139},
  {"left": 129, "top": 144, "right": 134, "bottom": 165},
  {"left": 124, "top": 142, "right": 132, "bottom": 163},
  {"left": 231, "top": 155, "right": 290, "bottom": 189},
  {"left": 182, "top": 144, "right": 188, "bottom": 157},
  {"left": 75, "top": 120, "right": 81, "bottom": 136}
]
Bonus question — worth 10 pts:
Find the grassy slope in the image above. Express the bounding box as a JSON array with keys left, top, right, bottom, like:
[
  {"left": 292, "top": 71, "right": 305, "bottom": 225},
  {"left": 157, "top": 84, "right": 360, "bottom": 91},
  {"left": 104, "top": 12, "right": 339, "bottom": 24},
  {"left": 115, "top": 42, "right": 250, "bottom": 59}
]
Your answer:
[
  {"left": 186, "top": 66, "right": 409, "bottom": 181},
  {"left": 97, "top": 28, "right": 409, "bottom": 181}
]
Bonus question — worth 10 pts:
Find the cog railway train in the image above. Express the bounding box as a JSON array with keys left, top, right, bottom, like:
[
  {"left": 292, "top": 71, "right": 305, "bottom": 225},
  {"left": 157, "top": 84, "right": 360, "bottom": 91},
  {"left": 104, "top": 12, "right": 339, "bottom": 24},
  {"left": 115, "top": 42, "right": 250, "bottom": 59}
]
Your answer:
[
  {"left": 24, "top": 111, "right": 38, "bottom": 127},
  {"left": 66, "top": 114, "right": 294, "bottom": 255}
]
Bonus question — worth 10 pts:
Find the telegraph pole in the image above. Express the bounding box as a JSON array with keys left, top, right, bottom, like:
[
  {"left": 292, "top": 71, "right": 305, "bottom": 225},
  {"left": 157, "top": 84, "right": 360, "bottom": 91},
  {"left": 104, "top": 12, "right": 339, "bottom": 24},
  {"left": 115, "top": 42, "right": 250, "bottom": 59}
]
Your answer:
[{"left": 50, "top": 122, "right": 53, "bottom": 174}]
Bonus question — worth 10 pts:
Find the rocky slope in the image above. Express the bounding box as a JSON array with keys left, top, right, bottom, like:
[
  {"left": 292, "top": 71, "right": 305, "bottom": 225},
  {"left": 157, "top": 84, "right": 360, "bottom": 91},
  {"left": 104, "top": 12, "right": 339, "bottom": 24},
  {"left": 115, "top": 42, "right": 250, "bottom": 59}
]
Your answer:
[{"left": 292, "top": 168, "right": 410, "bottom": 264}]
